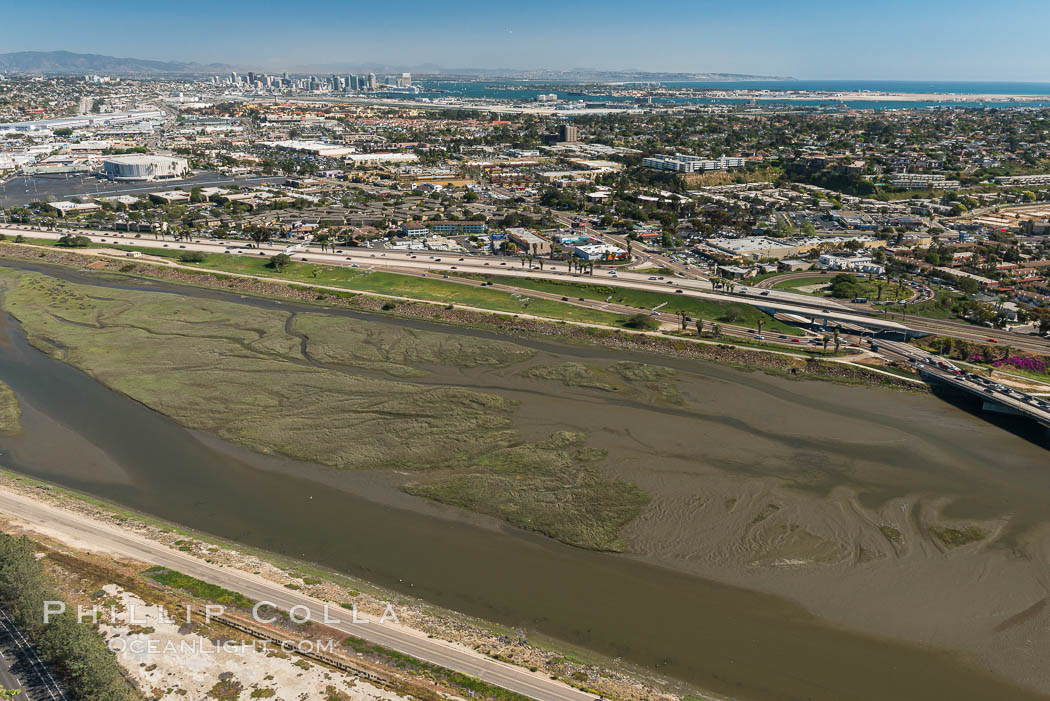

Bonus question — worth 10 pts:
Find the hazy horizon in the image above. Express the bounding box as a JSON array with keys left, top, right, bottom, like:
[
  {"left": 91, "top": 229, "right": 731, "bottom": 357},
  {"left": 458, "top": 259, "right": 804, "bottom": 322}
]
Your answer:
[{"left": 4, "top": 0, "right": 1050, "bottom": 82}]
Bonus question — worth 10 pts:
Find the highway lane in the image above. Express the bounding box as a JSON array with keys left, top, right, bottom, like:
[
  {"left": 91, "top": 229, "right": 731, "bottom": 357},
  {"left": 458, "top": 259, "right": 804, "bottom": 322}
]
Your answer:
[
  {"left": 877, "top": 340, "right": 1050, "bottom": 426},
  {"left": 4, "top": 227, "right": 913, "bottom": 335},
  {"left": 0, "top": 491, "right": 595, "bottom": 701}
]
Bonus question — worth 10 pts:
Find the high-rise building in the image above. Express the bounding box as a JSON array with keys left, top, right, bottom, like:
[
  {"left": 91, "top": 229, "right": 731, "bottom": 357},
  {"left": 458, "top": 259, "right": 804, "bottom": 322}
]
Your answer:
[
  {"left": 401, "top": 72, "right": 412, "bottom": 86},
  {"left": 558, "top": 124, "right": 579, "bottom": 143},
  {"left": 368, "top": 73, "right": 377, "bottom": 90}
]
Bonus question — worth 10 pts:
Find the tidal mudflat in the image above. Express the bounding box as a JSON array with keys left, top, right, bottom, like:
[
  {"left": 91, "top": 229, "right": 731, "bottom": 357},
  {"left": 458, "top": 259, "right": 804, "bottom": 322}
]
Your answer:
[{"left": 1, "top": 262, "right": 1048, "bottom": 701}]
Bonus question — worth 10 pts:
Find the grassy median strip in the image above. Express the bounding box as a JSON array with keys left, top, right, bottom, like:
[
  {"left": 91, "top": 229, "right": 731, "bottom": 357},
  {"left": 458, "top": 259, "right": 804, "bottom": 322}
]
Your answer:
[
  {"left": 143, "top": 566, "right": 257, "bottom": 609},
  {"left": 452, "top": 271, "right": 794, "bottom": 333},
  {"left": 107, "top": 246, "right": 632, "bottom": 326}
]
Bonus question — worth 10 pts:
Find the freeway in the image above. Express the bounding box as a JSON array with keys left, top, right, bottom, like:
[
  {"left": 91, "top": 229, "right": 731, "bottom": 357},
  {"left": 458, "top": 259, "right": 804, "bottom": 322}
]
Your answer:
[
  {"left": 891, "top": 314, "right": 1050, "bottom": 354},
  {"left": 878, "top": 340, "right": 1050, "bottom": 427},
  {"left": 0, "top": 490, "right": 595, "bottom": 701},
  {"left": 3, "top": 226, "right": 917, "bottom": 335}
]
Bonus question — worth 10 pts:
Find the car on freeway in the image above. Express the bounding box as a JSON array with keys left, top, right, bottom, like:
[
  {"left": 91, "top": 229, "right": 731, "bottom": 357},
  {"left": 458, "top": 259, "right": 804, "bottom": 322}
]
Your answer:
[{"left": 561, "top": 297, "right": 569, "bottom": 301}]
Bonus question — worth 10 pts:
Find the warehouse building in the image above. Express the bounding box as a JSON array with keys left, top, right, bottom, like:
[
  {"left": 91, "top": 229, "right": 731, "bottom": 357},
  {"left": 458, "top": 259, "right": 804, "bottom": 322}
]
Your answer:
[{"left": 102, "top": 155, "right": 189, "bottom": 182}]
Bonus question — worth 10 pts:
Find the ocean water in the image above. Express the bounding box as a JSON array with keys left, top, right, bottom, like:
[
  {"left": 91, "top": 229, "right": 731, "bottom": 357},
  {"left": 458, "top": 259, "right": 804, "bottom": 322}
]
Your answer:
[{"left": 413, "top": 79, "right": 1050, "bottom": 110}]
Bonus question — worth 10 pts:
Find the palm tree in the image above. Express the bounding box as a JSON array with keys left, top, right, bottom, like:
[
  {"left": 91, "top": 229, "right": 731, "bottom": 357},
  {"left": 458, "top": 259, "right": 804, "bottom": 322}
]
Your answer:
[
  {"left": 833, "top": 328, "right": 841, "bottom": 353},
  {"left": 756, "top": 319, "right": 763, "bottom": 335},
  {"left": 696, "top": 319, "right": 704, "bottom": 336}
]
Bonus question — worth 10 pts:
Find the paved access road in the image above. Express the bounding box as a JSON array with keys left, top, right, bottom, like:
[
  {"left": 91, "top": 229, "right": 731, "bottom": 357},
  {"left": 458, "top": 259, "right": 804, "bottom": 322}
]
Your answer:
[
  {"left": 0, "top": 490, "right": 594, "bottom": 701},
  {"left": 0, "top": 607, "right": 66, "bottom": 700}
]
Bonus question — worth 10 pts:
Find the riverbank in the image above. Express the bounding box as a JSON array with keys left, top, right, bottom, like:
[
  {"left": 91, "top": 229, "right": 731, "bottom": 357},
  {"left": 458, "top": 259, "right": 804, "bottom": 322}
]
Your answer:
[
  {"left": 0, "top": 473, "right": 674, "bottom": 701},
  {"left": 1, "top": 251, "right": 1048, "bottom": 701},
  {"left": 0, "top": 242, "right": 921, "bottom": 393}
]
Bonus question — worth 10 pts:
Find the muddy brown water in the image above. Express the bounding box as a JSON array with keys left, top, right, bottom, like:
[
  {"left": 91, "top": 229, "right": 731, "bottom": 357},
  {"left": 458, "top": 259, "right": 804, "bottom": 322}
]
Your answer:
[{"left": 0, "top": 259, "right": 1046, "bottom": 701}]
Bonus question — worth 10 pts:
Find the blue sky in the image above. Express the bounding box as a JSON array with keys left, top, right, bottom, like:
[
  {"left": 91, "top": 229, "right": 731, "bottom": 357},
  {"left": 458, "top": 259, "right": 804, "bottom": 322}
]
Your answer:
[{"left": 5, "top": 0, "right": 1050, "bottom": 80}]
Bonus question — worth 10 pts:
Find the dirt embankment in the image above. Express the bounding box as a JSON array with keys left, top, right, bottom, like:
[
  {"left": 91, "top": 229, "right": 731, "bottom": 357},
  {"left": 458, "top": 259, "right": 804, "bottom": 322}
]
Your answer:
[{"left": 0, "top": 243, "right": 920, "bottom": 391}]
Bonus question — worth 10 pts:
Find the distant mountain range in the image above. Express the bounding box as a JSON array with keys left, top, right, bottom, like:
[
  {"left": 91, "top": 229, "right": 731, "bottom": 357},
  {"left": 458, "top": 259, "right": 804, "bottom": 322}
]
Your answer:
[
  {"left": 0, "top": 51, "right": 793, "bottom": 82},
  {"left": 0, "top": 51, "right": 232, "bottom": 75}
]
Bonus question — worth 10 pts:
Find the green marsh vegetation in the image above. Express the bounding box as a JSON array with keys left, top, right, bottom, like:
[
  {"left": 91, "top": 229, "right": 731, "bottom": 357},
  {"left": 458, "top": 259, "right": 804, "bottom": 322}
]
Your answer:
[
  {"left": 0, "top": 269, "right": 655, "bottom": 550},
  {"left": 0, "top": 382, "right": 21, "bottom": 434}
]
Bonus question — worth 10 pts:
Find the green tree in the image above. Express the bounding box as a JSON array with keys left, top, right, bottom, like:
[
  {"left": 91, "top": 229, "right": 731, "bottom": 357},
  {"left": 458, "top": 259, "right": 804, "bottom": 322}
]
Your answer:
[
  {"left": 269, "top": 253, "right": 291, "bottom": 271},
  {"left": 247, "top": 227, "right": 272, "bottom": 247}
]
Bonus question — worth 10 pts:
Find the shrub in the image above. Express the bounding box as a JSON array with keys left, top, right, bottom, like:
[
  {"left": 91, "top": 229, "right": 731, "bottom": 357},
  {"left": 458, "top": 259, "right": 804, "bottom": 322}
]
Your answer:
[
  {"left": 623, "top": 313, "right": 658, "bottom": 330},
  {"left": 56, "top": 235, "right": 91, "bottom": 248}
]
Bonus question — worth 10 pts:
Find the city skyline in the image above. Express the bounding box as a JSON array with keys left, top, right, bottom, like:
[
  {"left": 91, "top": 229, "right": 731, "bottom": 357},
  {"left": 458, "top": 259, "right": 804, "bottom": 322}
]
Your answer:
[{"left": 4, "top": 0, "right": 1050, "bottom": 81}]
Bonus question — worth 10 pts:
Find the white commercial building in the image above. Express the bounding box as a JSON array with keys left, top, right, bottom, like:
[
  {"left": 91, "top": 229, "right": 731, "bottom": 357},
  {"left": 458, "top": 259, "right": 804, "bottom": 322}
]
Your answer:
[
  {"left": 643, "top": 154, "right": 746, "bottom": 174},
  {"left": 573, "top": 243, "right": 626, "bottom": 261},
  {"left": 266, "top": 140, "right": 355, "bottom": 158},
  {"left": 344, "top": 152, "right": 419, "bottom": 165},
  {"left": 706, "top": 236, "right": 799, "bottom": 260},
  {"left": 819, "top": 254, "right": 884, "bottom": 275},
  {"left": 102, "top": 155, "right": 189, "bottom": 182}
]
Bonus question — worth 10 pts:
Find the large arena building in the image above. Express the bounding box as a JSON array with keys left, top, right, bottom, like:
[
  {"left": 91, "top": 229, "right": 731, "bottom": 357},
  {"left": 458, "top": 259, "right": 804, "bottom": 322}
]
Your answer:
[{"left": 102, "top": 155, "right": 189, "bottom": 182}]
